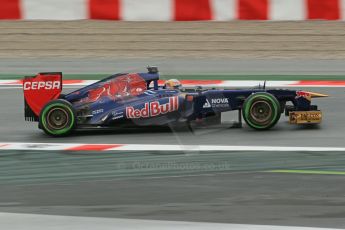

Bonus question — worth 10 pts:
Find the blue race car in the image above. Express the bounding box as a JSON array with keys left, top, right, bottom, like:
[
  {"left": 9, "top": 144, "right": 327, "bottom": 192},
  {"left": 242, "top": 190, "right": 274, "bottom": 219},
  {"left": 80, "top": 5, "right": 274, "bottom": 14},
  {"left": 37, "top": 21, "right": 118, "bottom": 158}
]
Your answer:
[{"left": 23, "top": 67, "right": 327, "bottom": 136}]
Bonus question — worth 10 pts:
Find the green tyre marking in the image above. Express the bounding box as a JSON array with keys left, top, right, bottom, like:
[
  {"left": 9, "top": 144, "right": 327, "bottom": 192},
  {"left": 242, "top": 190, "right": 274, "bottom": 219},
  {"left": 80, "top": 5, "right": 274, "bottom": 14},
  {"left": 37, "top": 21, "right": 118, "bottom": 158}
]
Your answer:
[
  {"left": 243, "top": 94, "right": 279, "bottom": 130},
  {"left": 244, "top": 95, "right": 278, "bottom": 129},
  {"left": 41, "top": 103, "right": 75, "bottom": 136}
]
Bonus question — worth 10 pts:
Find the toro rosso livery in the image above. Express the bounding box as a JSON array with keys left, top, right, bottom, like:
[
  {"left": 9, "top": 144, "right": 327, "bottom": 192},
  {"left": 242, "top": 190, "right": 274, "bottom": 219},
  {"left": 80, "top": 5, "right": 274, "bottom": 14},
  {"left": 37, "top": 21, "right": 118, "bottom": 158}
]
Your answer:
[{"left": 23, "top": 67, "right": 327, "bottom": 136}]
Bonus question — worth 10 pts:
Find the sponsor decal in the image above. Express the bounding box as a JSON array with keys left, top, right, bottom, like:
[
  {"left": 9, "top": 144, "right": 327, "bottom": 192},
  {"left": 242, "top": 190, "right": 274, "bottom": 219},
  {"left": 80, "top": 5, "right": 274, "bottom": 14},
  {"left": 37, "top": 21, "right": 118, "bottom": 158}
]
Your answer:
[
  {"left": 203, "top": 99, "right": 211, "bottom": 108},
  {"left": 23, "top": 81, "right": 60, "bottom": 90},
  {"left": 203, "top": 98, "right": 229, "bottom": 108},
  {"left": 92, "top": 109, "right": 104, "bottom": 115},
  {"left": 212, "top": 98, "right": 229, "bottom": 104},
  {"left": 126, "top": 96, "right": 179, "bottom": 119},
  {"left": 289, "top": 111, "right": 322, "bottom": 124},
  {"left": 111, "top": 111, "right": 124, "bottom": 120}
]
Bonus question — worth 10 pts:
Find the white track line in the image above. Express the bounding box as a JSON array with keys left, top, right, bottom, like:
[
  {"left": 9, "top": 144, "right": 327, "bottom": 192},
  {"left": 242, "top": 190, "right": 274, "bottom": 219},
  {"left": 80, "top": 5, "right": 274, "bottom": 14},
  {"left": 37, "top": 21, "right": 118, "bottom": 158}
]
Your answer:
[
  {"left": 0, "top": 212, "right": 341, "bottom": 230},
  {"left": 114, "top": 145, "right": 345, "bottom": 152},
  {"left": 0, "top": 142, "right": 345, "bottom": 152}
]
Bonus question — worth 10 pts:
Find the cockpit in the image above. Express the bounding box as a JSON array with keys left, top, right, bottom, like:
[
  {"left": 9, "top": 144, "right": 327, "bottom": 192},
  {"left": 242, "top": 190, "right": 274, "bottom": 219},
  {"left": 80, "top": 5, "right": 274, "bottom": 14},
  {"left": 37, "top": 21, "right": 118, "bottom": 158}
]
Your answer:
[{"left": 69, "top": 66, "right": 178, "bottom": 104}]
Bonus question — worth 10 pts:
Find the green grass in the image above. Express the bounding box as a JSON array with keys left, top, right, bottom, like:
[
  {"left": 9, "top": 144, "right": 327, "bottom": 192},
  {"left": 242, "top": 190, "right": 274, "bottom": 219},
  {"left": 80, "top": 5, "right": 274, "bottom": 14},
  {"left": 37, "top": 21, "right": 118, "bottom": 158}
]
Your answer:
[{"left": 2, "top": 73, "right": 345, "bottom": 81}]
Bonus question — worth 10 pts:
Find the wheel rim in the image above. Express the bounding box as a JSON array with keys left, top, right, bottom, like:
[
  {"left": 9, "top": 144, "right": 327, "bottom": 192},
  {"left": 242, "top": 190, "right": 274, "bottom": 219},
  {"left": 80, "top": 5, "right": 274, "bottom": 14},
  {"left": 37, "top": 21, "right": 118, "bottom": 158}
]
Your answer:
[
  {"left": 249, "top": 101, "right": 272, "bottom": 124},
  {"left": 46, "top": 108, "right": 69, "bottom": 130}
]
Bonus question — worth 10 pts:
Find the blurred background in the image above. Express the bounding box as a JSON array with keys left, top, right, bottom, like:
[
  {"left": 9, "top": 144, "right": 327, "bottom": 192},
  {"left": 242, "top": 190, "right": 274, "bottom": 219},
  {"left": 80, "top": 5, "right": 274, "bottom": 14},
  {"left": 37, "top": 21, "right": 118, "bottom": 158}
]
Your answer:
[{"left": 1, "top": 1, "right": 345, "bottom": 230}]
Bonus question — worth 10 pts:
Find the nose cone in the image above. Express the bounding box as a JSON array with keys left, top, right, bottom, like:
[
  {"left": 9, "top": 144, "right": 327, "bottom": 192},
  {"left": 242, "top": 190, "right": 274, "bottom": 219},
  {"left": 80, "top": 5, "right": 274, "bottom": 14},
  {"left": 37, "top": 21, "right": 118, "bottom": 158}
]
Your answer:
[{"left": 307, "top": 92, "right": 329, "bottom": 98}]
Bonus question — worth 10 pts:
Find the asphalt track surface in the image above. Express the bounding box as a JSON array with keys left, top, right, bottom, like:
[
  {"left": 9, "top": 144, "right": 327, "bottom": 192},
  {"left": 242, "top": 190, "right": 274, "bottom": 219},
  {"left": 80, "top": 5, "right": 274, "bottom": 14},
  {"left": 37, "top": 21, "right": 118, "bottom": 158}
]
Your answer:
[
  {"left": 1, "top": 85, "right": 345, "bottom": 228},
  {"left": 1, "top": 59, "right": 345, "bottom": 228},
  {"left": 0, "top": 86, "right": 342, "bottom": 147},
  {"left": 1, "top": 150, "right": 345, "bottom": 228}
]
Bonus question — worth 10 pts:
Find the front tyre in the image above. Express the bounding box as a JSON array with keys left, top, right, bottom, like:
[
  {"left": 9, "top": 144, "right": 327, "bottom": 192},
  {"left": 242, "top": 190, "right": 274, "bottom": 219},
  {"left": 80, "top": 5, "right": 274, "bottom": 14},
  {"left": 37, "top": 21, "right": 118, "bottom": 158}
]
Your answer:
[
  {"left": 242, "top": 92, "right": 281, "bottom": 130},
  {"left": 39, "top": 99, "right": 76, "bottom": 137}
]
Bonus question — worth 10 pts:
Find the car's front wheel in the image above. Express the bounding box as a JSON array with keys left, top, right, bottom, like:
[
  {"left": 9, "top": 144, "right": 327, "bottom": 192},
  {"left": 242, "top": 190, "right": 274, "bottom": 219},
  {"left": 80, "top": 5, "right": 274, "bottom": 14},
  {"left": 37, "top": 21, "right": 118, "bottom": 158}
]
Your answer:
[
  {"left": 242, "top": 92, "right": 281, "bottom": 130},
  {"left": 39, "top": 99, "right": 76, "bottom": 137}
]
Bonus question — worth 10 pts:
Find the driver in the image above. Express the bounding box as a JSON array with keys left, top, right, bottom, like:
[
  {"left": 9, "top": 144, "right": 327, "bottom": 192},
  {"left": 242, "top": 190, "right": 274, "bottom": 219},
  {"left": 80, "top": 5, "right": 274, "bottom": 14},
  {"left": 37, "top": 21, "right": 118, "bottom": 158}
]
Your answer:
[{"left": 164, "top": 79, "right": 182, "bottom": 90}]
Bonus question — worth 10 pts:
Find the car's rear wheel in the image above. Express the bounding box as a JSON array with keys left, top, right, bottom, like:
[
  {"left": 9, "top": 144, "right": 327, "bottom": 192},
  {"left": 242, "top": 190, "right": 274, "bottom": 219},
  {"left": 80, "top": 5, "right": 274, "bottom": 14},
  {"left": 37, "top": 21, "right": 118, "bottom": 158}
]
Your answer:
[
  {"left": 242, "top": 92, "right": 281, "bottom": 130},
  {"left": 39, "top": 99, "right": 76, "bottom": 137}
]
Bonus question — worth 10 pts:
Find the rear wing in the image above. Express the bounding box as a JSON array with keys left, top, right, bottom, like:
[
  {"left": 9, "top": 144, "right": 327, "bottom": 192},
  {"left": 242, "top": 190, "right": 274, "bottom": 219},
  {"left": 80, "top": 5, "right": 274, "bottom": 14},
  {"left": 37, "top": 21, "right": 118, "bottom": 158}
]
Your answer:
[{"left": 23, "top": 72, "right": 62, "bottom": 121}]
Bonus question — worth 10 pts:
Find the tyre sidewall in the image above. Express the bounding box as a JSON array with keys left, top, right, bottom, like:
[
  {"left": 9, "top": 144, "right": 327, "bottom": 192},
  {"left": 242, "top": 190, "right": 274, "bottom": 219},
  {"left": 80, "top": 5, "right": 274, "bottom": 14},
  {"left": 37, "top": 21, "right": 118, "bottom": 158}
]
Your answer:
[
  {"left": 242, "top": 93, "right": 281, "bottom": 130},
  {"left": 39, "top": 99, "right": 76, "bottom": 136}
]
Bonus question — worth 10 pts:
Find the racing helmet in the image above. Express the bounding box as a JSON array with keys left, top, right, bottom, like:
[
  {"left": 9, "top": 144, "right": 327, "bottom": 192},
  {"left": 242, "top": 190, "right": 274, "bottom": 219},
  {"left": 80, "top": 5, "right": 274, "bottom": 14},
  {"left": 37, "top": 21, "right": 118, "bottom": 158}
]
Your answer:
[{"left": 164, "top": 79, "right": 182, "bottom": 89}]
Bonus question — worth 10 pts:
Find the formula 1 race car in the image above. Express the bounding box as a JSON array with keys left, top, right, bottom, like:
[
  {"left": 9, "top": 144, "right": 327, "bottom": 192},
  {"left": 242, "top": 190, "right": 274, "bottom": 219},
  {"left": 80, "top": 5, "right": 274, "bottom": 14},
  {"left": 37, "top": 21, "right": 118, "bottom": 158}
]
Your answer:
[{"left": 23, "top": 67, "right": 327, "bottom": 136}]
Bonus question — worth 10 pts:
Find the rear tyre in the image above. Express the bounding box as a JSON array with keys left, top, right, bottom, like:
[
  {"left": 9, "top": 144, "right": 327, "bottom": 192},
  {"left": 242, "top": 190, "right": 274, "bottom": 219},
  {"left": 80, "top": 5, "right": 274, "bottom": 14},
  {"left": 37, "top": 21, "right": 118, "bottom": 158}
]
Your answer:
[
  {"left": 39, "top": 99, "right": 76, "bottom": 137},
  {"left": 242, "top": 92, "right": 281, "bottom": 130}
]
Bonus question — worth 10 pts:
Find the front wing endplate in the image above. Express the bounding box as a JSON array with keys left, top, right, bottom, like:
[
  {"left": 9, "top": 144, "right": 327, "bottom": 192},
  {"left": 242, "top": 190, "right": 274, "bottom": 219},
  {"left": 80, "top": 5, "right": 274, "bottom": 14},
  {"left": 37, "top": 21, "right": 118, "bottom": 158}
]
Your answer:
[{"left": 289, "top": 111, "right": 322, "bottom": 124}]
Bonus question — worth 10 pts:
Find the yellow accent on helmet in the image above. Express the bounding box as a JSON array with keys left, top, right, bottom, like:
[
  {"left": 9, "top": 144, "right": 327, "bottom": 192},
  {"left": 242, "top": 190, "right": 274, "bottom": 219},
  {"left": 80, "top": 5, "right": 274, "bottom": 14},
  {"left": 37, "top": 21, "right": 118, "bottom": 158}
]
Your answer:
[{"left": 164, "top": 79, "right": 182, "bottom": 89}]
